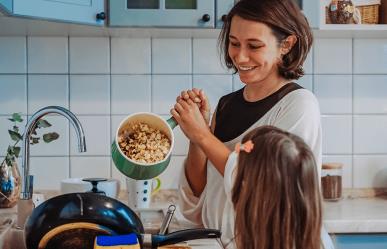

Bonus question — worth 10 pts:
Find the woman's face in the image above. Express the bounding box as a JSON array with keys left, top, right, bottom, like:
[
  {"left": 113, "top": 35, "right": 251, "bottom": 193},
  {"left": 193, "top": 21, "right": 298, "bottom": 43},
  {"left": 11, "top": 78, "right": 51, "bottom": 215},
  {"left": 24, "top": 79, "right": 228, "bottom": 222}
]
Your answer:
[{"left": 228, "top": 15, "right": 282, "bottom": 85}]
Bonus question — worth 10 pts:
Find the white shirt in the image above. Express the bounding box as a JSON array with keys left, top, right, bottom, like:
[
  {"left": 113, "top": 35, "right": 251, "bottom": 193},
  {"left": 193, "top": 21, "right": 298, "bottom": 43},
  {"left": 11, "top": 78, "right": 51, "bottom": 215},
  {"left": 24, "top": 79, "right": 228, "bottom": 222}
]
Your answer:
[{"left": 178, "top": 89, "right": 323, "bottom": 249}]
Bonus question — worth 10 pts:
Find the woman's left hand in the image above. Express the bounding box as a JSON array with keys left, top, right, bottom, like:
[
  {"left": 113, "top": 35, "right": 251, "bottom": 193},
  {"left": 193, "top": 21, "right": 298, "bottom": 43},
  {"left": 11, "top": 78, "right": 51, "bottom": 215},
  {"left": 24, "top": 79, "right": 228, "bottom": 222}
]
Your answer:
[{"left": 170, "top": 97, "right": 211, "bottom": 144}]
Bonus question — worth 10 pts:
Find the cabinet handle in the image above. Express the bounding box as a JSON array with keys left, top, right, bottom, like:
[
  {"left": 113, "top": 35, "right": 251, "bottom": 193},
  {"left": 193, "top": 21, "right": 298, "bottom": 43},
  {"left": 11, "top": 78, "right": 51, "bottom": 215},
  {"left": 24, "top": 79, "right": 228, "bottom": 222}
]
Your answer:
[
  {"left": 221, "top": 14, "right": 227, "bottom": 22},
  {"left": 96, "top": 12, "right": 106, "bottom": 21},
  {"left": 201, "top": 14, "right": 211, "bottom": 22}
]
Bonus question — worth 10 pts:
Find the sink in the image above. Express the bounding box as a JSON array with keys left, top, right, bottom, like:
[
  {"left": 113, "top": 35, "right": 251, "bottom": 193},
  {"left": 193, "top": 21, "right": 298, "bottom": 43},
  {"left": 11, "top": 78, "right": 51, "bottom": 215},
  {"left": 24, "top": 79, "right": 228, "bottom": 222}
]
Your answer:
[{"left": 0, "top": 213, "right": 26, "bottom": 249}]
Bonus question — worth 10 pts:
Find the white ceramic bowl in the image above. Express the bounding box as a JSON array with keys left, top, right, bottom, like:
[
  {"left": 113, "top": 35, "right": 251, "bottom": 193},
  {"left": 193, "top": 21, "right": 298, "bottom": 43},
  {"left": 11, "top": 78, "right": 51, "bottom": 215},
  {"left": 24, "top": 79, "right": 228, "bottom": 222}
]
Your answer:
[{"left": 60, "top": 178, "right": 120, "bottom": 198}]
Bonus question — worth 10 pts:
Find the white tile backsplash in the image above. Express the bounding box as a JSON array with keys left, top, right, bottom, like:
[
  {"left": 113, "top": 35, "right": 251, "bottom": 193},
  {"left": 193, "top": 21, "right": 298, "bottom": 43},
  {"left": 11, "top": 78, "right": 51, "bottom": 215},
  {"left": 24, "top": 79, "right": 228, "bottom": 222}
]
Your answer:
[
  {"left": 111, "top": 75, "right": 151, "bottom": 114},
  {"left": 314, "top": 75, "right": 352, "bottom": 114},
  {"left": 0, "top": 75, "right": 27, "bottom": 114},
  {"left": 28, "top": 75, "right": 69, "bottom": 114},
  {"left": 27, "top": 36, "right": 68, "bottom": 73},
  {"left": 354, "top": 39, "right": 387, "bottom": 74},
  {"left": 193, "top": 38, "right": 229, "bottom": 74},
  {"left": 111, "top": 38, "right": 151, "bottom": 74},
  {"left": 152, "top": 38, "right": 192, "bottom": 74},
  {"left": 1, "top": 35, "right": 387, "bottom": 190},
  {"left": 152, "top": 75, "right": 192, "bottom": 114},
  {"left": 69, "top": 37, "right": 110, "bottom": 74},
  {"left": 70, "top": 115, "right": 110, "bottom": 156},
  {"left": 0, "top": 37, "right": 26, "bottom": 73},
  {"left": 354, "top": 75, "right": 387, "bottom": 114},
  {"left": 70, "top": 75, "right": 110, "bottom": 115},
  {"left": 314, "top": 38, "right": 352, "bottom": 74}
]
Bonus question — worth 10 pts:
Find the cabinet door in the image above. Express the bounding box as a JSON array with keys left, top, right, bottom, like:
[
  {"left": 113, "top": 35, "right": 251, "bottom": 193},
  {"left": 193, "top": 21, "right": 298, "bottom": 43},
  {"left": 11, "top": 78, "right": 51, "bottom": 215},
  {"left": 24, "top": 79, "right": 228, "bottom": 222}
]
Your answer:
[
  {"left": 216, "top": 0, "right": 234, "bottom": 28},
  {"left": 334, "top": 234, "right": 387, "bottom": 249},
  {"left": 0, "top": 0, "right": 12, "bottom": 13},
  {"left": 13, "top": 0, "right": 105, "bottom": 25},
  {"left": 109, "top": 0, "right": 214, "bottom": 28}
]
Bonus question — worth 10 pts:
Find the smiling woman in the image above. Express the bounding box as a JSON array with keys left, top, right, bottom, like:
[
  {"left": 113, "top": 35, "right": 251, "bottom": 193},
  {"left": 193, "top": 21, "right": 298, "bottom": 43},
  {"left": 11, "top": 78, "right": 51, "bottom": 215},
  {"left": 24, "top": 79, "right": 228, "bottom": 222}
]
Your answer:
[{"left": 169, "top": 0, "right": 332, "bottom": 249}]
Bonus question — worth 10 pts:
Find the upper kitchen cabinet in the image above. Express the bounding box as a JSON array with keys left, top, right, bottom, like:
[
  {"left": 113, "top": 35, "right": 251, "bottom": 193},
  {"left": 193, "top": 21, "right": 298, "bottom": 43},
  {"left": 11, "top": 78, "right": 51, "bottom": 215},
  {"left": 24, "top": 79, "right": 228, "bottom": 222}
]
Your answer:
[
  {"left": 109, "top": 0, "right": 215, "bottom": 28},
  {"left": 216, "top": 0, "right": 233, "bottom": 28},
  {"left": 5, "top": 0, "right": 105, "bottom": 25},
  {"left": 0, "top": 0, "right": 12, "bottom": 13}
]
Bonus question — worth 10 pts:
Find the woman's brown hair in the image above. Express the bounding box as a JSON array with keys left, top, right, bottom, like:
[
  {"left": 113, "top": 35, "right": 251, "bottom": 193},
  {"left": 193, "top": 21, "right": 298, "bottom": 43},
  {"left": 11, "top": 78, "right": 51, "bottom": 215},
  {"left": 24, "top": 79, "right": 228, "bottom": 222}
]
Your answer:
[
  {"left": 219, "top": 0, "right": 313, "bottom": 80},
  {"left": 232, "top": 125, "right": 322, "bottom": 249}
]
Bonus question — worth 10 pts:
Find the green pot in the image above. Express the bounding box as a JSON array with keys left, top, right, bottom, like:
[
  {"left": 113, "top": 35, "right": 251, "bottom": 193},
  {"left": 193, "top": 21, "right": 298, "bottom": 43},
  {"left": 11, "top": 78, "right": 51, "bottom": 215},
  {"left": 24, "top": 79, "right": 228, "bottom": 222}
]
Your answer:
[{"left": 112, "top": 112, "right": 177, "bottom": 180}]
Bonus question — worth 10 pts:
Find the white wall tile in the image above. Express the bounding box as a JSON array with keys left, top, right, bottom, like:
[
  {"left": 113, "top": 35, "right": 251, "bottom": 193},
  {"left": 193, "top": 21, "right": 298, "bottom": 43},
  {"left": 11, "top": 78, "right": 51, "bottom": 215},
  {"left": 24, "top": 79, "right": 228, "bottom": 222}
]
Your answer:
[
  {"left": 111, "top": 38, "right": 151, "bottom": 74},
  {"left": 314, "top": 75, "right": 352, "bottom": 114},
  {"left": 152, "top": 75, "right": 192, "bottom": 115},
  {"left": 69, "top": 37, "right": 110, "bottom": 74},
  {"left": 29, "top": 115, "right": 69, "bottom": 156},
  {"left": 354, "top": 39, "right": 387, "bottom": 74},
  {"left": 28, "top": 36, "right": 68, "bottom": 73},
  {"left": 314, "top": 38, "right": 352, "bottom": 74},
  {"left": 232, "top": 74, "right": 244, "bottom": 91},
  {"left": 193, "top": 75, "right": 233, "bottom": 112},
  {"left": 354, "top": 115, "right": 387, "bottom": 154},
  {"left": 193, "top": 38, "right": 229, "bottom": 74},
  {"left": 111, "top": 115, "right": 127, "bottom": 143},
  {"left": 321, "top": 115, "right": 352, "bottom": 154},
  {"left": 0, "top": 37, "right": 26, "bottom": 73},
  {"left": 0, "top": 75, "right": 27, "bottom": 114},
  {"left": 70, "top": 156, "right": 111, "bottom": 178},
  {"left": 322, "top": 156, "right": 352, "bottom": 188},
  {"left": 158, "top": 155, "right": 185, "bottom": 189},
  {"left": 111, "top": 75, "right": 151, "bottom": 115},
  {"left": 70, "top": 116, "right": 110, "bottom": 156},
  {"left": 30, "top": 157, "right": 69, "bottom": 190},
  {"left": 112, "top": 159, "right": 126, "bottom": 190},
  {"left": 152, "top": 38, "right": 192, "bottom": 74},
  {"left": 27, "top": 75, "right": 69, "bottom": 114},
  {"left": 295, "top": 75, "right": 313, "bottom": 92},
  {"left": 0, "top": 115, "right": 26, "bottom": 157},
  {"left": 303, "top": 46, "right": 313, "bottom": 74},
  {"left": 354, "top": 75, "right": 387, "bottom": 114},
  {"left": 353, "top": 155, "right": 387, "bottom": 188},
  {"left": 70, "top": 75, "right": 110, "bottom": 115}
]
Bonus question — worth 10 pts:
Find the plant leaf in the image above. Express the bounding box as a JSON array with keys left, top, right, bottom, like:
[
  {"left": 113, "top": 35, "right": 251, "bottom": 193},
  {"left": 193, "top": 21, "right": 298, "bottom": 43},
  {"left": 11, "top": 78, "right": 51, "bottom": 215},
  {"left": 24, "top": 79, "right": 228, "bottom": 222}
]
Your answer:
[
  {"left": 13, "top": 125, "right": 19, "bottom": 133},
  {"left": 8, "top": 130, "right": 22, "bottom": 141},
  {"left": 43, "top": 132, "right": 60, "bottom": 143},
  {"left": 7, "top": 146, "right": 14, "bottom": 156},
  {"left": 11, "top": 113, "right": 23, "bottom": 122},
  {"left": 37, "top": 119, "right": 51, "bottom": 128},
  {"left": 13, "top": 147, "right": 21, "bottom": 158},
  {"left": 30, "top": 137, "right": 40, "bottom": 144}
]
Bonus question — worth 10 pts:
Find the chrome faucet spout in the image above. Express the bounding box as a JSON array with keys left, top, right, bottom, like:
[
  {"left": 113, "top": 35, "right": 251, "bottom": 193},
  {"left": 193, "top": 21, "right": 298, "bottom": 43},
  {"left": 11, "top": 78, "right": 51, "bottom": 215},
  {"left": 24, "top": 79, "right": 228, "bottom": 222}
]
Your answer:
[{"left": 20, "top": 106, "right": 86, "bottom": 200}]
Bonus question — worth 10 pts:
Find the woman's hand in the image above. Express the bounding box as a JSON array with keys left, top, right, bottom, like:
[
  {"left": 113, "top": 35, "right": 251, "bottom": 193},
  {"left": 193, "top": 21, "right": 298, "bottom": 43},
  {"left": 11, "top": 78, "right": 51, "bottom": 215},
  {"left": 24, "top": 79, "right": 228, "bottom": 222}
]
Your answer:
[
  {"left": 171, "top": 96, "right": 211, "bottom": 145},
  {"left": 178, "top": 88, "right": 211, "bottom": 125}
]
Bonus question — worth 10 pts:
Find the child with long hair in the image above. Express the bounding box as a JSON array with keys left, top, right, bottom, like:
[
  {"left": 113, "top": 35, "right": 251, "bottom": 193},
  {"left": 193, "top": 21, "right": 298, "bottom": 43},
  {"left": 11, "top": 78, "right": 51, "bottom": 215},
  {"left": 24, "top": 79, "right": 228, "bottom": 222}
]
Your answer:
[{"left": 229, "top": 125, "right": 322, "bottom": 249}]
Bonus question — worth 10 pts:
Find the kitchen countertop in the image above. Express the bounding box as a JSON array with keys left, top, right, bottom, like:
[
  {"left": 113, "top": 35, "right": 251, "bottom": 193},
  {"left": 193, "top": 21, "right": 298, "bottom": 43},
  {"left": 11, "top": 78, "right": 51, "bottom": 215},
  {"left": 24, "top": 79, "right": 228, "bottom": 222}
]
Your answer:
[
  {"left": 2, "top": 196, "right": 387, "bottom": 249},
  {"left": 323, "top": 196, "right": 387, "bottom": 233}
]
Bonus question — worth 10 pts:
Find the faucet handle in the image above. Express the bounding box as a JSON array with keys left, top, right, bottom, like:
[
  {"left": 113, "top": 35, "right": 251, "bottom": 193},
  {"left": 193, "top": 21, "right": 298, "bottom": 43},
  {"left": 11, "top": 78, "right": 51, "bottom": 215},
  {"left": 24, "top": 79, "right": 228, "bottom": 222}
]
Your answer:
[{"left": 82, "top": 177, "right": 107, "bottom": 195}]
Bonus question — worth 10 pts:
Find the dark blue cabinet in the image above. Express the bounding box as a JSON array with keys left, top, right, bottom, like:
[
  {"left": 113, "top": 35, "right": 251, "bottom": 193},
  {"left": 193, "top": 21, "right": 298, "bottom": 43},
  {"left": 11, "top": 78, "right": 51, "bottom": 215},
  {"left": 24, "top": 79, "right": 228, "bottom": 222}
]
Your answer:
[
  {"left": 0, "top": 0, "right": 12, "bottom": 13},
  {"left": 333, "top": 234, "right": 387, "bottom": 249},
  {"left": 109, "top": 0, "right": 215, "bottom": 28}
]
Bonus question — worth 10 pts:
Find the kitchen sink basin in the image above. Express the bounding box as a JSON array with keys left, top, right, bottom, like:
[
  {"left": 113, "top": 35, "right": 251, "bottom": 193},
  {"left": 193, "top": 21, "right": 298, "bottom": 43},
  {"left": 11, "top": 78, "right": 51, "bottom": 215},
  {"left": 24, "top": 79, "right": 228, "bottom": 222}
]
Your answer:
[{"left": 0, "top": 214, "right": 26, "bottom": 249}]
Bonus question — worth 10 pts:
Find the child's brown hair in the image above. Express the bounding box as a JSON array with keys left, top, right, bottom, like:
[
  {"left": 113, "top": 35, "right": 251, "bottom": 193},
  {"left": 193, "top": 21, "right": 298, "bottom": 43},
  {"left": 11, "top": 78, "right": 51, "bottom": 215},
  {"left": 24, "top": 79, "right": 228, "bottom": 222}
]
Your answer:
[{"left": 232, "top": 125, "right": 322, "bottom": 249}]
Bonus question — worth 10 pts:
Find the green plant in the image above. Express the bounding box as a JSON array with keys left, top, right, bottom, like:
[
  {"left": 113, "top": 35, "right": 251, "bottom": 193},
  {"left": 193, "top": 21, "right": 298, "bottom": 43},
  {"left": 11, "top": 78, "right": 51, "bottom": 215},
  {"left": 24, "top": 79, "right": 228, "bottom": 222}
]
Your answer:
[{"left": 1, "top": 113, "right": 59, "bottom": 167}]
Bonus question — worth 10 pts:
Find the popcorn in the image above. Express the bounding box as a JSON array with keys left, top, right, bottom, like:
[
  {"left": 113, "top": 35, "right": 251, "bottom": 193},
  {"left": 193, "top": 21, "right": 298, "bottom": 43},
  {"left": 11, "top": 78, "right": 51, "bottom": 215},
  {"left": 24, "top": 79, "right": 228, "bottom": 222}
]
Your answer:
[{"left": 118, "top": 122, "right": 171, "bottom": 164}]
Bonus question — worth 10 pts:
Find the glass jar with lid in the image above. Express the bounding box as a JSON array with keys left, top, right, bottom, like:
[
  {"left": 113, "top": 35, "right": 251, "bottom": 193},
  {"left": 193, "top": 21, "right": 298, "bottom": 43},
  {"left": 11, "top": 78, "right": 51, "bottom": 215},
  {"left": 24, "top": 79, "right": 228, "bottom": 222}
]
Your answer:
[{"left": 321, "top": 163, "right": 343, "bottom": 201}]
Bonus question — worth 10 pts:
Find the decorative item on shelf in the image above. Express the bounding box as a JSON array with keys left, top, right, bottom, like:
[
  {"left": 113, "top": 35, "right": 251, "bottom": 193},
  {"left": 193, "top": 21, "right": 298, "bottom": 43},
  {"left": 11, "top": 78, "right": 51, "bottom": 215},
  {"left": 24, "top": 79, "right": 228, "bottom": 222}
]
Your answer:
[
  {"left": 321, "top": 163, "right": 343, "bottom": 201},
  {"left": 0, "top": 112, "right": 59, "bottom": 208},
  {"left": 327, "top": 0, "right": 360, "bottom": 24},
  {"left": 326, "top": 0, "right": 381, "bottom": 24}
]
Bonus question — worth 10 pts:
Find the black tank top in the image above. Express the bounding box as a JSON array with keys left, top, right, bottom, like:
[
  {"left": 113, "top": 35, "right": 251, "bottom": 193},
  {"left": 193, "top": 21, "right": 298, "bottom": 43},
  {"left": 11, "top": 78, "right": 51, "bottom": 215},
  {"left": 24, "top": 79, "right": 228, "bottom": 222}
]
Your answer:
[{"left": 214, "top": 83, "right": 303, "bottom": 142}]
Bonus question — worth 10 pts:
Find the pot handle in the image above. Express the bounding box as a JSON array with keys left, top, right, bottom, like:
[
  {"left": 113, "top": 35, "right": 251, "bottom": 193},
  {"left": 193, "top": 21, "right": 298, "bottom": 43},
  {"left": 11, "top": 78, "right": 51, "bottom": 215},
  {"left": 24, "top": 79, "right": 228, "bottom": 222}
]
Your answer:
[
  {"left": 150, "top": 228, "right": 221, "bottom": 247},
  {"left": 166, "top": 117, "right": 178, "bottom": 130}
]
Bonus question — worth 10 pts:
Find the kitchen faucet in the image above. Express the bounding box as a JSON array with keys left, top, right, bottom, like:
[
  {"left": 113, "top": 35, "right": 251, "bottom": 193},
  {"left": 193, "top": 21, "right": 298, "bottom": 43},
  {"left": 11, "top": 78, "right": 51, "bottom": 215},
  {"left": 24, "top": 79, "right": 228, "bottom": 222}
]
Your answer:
[{"left": 16, "top": 106, "right": 87, "bottom": 228}]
